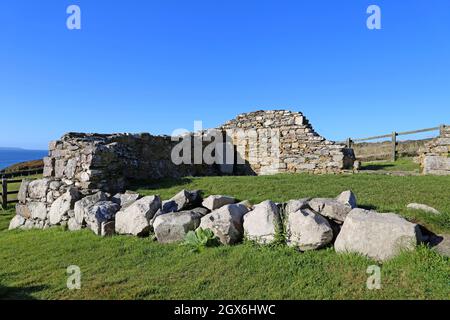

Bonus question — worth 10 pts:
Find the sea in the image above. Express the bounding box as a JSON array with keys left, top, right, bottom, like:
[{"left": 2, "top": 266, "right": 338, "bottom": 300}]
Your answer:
[{"left": 0, "top": 149, "right": 48, "bottom": 170}]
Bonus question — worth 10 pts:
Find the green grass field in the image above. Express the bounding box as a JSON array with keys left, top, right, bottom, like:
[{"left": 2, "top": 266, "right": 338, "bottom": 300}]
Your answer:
[{"left": 0, "top": 173, "right": 449, "bottom": 300}]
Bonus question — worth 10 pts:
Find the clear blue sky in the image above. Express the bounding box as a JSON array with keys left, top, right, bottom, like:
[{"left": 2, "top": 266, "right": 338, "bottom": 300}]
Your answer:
[{"left": 1, "top": 0, "right": 449, "bottom": 149}]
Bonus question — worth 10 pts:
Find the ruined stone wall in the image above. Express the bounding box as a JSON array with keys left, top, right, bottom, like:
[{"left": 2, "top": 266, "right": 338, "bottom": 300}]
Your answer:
[
  {"left": 420, "top": 126, "right": 450, "bottom": 175},
  {"left": 220, "top": 110, "right": 355, "bottom": 175},
  {"left": 43, "top": 132, "right": 223, "bottom": 195}
]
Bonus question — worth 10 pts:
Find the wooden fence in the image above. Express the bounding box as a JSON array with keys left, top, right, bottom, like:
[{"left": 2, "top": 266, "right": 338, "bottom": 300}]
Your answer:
[
  {"left": 0, "top": 167, "right": 44, "bottom": 210},
  {"left": 343, "top": 124, "right": 447, "bottom": 162}
]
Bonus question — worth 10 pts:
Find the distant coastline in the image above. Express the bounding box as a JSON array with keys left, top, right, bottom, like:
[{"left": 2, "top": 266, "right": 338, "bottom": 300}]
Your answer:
[{"left": 0, "top": 148, "right": 47, "bottom": 171}]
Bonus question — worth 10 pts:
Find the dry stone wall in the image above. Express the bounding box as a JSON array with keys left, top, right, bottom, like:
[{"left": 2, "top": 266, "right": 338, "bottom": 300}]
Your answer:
[
  {"left": 221, "top": 110, "right": 355, "bottom": 175},
  {"left": 420, "top": 126, "right": 450, "bottom": 175}
]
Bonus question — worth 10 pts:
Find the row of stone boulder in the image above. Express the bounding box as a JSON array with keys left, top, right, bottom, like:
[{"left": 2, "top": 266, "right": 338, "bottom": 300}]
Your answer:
[{"left": 10, "top": 181, "right": 426, "bottom": 261}]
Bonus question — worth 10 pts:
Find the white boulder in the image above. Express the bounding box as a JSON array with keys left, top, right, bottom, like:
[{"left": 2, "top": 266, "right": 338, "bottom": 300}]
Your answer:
[
  {"left": 115, "top": 195, "right": 161, "bottom": 236},
  {"left": 335, "top": 208, "right": 422, "bottom": 261}
]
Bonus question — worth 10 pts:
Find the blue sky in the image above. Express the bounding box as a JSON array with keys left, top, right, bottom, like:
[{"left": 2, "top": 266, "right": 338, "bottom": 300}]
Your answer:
[{"left": 1, "top": 0, "right": 449, "bottom": 149}]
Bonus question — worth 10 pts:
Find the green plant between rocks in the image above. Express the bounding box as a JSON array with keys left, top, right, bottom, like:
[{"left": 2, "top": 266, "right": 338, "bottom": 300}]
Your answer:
[{"left": 182, "top": 228, "right": 221, "bottom": 253}]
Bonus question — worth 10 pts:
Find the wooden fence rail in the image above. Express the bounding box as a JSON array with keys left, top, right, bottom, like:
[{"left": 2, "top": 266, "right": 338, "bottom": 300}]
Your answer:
[
  {"left": 0, "top": 168, "right": 44, "bottom": 210},
  {"left": 343, "top": 124, "right": 447, "bottom": 162}
]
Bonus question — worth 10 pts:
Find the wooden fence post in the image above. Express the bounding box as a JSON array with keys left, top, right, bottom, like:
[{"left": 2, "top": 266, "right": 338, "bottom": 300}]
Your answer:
[
  {"left": 391, "top": 131, "right": 398, "bottom": 162},
  {"left": 346, "top": 138, "right": 353, "bottom": 148},
  {"left": 1, "top": 178, "right": 7, "bottom": 210}
]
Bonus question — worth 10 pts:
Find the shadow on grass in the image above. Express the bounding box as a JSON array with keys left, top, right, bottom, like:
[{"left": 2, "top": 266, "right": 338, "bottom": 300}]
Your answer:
[
  {"left": 360, "top": 164, "right": 395, "bottom": 171},
  {"left": 0, "top": 284, "right": 48, "bottom": 300}
]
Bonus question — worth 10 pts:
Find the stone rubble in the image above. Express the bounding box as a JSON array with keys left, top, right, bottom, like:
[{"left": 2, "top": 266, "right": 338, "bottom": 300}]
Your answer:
[{"left": 9, "top": 185, "right": 441, "bottom": 261}]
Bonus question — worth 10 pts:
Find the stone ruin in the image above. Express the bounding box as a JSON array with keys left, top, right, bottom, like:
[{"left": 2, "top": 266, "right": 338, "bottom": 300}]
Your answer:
[
  {"left": 11, "top": 110, "right": 358, "bottom": 237},
  {"left": 9, "top": 110, "right": 448, "bottom": 261},
  {"left": 419, "top": 125, "right": 450, "bottom": 175}
]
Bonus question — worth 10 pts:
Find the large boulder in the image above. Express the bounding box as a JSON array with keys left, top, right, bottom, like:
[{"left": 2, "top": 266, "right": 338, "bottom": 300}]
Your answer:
[
  {"left": 202, "top": 195, "right": 235, "bottom": 211},
  {"left": 285, "top": 208, "right": 333, "bottom": 251},
  {"left": 308, "top": 198, "right": 352, "bottom": 223},
  {"left": 243, "top": 200, "right": 281, "bottom": 244},
  {"left": 112, "top": 191, "right": 140, "bottom": 208},
  {"left": 74, "top": 191, "right": 108, "bottom": 225},
  {"left": 199, "top": 203, "right": 250, "bottom": 245},
  {"left": 9, "top": 215, "right": 26, "bottom": 230},
  {"left": 48, "top": 187, "right": 80, "bottom": 225},
  {"left": 27, "top": 179, "right": 50, "bottom": 200},
  {"left": 115, "top": 195, "right": 161, "bottom": 236},
  {"left": 85, "top": 201, "right": 120, "bottom": 235},
  {"left": 162, "top": 190, "right": 202, "bottom": 213},
  {"left": 153, "top": 210, "right": 202, "bottom": 243},
  {"left": 336, "top": 190, "right": 357, "bottom": 208},
  {"left": 334, "top": 209, "right": 422, "bottom": 261}
]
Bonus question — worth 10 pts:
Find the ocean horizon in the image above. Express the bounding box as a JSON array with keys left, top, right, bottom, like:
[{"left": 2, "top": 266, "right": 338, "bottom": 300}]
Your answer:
[{"left": 0, "top": 149, "right": 48, "bottom": 170}]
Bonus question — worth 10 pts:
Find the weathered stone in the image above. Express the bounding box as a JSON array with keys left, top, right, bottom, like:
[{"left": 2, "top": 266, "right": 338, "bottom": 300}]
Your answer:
[
  {"left": 22, "top": 219, "right": 35, "bottom": 230},
  {"left": 48, "top": 187, "right": 80, "bottom": 225},
  {"left": 334, "top": 209, "right": 422, "bottom": 261},
  {"left": 153, "top": 210, "right": 202, "bottom": 243},
  {"left": 27, "top": 202, "right": 47, "bottom": 220},
  {"left": 336, "top": 190, "right": 357, "bottom": 209},
  {"left": 9, "top": 215, "right": 26, "bottom": 230},
  {"left": 115, "top": 195, "right": 161, "bottom": 236},
  {"left": 28, "top": 179, "right": 50, "bottom": 199},
  {"left": 85, "top": 201, "right": 120, "bottom": 235},
  {"left": 285, "top": 198, "right": 310, "bottom": 214},
  {"left": 112, "top": 191, "right": 140, "bottom": 208},
  {"left": 243, "top": 200, "right": 281, "bottom": 244},
  {"left": 202, "top": 195, "right": 235, "bottom": 211},
  {"left": 74, "top": 191, "right": 108, "bottom": 225},
  {"left": 166, "top": 190, "right": 203, "bottom": 212},
  {"left": 308, "top": 198, "right": 352, "bottom": 223},
  {"left": 18, "top": 180, "right": 30, "bottom": 203},
  {"left": 199, "top": 203, "right": 250, "bottom": 245},
  {"left": 16, "top": 203, "right": 31, "bottom": 219},
  {"left": 407, "top": 203, "right": 441, "bottom": 215},
  {"left": 68, "top": 217, "right": 82, "bottom": 231},
  {"left": 238, "top": 200, "right": 253, "bottom": 210},
  {"left": 431, "top": 234, "right": 450, "bottom": 258},
  {"left": 191, "top": 207, "right": 210, "bottom": 217},
  {"left": 285, "top": 208, "right": 333, "bottom": 251}
]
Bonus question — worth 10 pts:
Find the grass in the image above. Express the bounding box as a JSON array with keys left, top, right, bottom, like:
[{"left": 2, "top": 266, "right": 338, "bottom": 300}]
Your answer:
[
  {"left": 360, "top": 157, "right": 420, "bottom": 172},
  {"left": 0, "top": 173, "right": 449, "bottom": 300}
]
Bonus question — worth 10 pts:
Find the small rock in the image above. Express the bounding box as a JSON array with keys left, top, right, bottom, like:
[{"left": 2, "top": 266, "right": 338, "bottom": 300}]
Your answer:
[
  {"left": 202, "top": 195, "right": 235, "bottom": 211},
  {"left": 74, "top": 191, "right": 108, "bottom": 225},
  {"left": 407, "top": 203, "right": 441, "bottom": 215},
  {"left": 68, "top": 217, "right": 82, "bottom": 231},
  {"left": 48, "top": 187, "right": 80, "bottom": 225},
  {"left": 112, "top": 191, "right": 140, "bottom": 208},
  {"left": 85, "top": 201, "right": 120, "bottom": 235},
  {"left": 285, "top": 198, "right": 310, "bottom": 214},
  {"left": 308, "top": 198, "right": 353, "bottom": 223},
  {"left": 336, "top": 190, "right": 357, "bottom": 209},
  {"left": 9, "top": 215, "right": 26, "bottom": 230}
]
